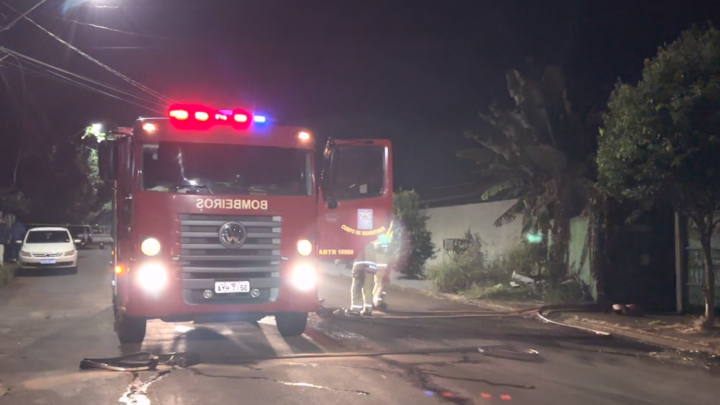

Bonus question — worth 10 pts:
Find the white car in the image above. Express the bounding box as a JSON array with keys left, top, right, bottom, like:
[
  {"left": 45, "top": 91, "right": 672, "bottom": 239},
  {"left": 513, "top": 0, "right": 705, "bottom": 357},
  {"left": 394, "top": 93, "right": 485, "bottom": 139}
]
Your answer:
[{"left": 19, "top": 227, "right": 78, "bottom": 273}]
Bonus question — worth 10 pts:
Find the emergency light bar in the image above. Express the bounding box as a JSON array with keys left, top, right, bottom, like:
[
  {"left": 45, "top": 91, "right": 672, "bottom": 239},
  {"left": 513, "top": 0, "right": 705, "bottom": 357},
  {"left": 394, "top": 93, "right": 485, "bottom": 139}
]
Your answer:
[{"left": 168, "top": 104, "right": 267, "bottom": 130}]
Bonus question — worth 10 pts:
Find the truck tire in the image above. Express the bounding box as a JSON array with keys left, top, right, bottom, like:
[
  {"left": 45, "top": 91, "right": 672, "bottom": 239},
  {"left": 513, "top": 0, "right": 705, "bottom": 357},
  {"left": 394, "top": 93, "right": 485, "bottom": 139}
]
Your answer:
[
  {"left": 114, "top": 305, "right": 147, "bottom": 344},
  {"left": 275, "top": 312, "right": 308, "bottom": 337}
]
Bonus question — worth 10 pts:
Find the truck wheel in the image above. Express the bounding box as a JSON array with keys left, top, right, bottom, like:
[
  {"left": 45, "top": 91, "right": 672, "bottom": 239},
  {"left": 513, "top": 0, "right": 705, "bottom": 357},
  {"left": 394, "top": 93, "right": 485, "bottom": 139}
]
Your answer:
[
  {"left": 114, "top": 307, "right": 147, "bottom": 344},
  {"left": 275, "top": 312, "right": 308, "bottom": 337}
]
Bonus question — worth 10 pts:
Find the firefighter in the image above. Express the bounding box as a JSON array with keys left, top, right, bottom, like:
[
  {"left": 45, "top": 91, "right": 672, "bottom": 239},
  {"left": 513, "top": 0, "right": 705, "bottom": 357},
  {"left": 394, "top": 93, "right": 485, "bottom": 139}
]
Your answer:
[{"left": 349, "top": 233, "right": 392, "bottom": 316}]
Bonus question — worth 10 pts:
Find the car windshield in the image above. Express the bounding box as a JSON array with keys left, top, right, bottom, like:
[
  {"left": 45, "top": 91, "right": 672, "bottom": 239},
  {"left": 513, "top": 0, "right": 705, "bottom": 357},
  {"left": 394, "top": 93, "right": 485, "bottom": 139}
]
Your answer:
[
  {"left": 26, "top": 231, "right": 71, "bottom": 244},
  {"left": 67, "top": 227, "right": 85, "bottom": 237},
  {"left": 141, "top": 142, "right": 313, "bottom": 196}
]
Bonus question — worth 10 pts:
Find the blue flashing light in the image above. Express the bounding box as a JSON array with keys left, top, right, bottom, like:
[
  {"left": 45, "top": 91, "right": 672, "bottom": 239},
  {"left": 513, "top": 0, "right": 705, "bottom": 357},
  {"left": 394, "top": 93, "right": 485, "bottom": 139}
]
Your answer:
[{"left": 253, "top": 115, "right": 267, "bottom": 123}]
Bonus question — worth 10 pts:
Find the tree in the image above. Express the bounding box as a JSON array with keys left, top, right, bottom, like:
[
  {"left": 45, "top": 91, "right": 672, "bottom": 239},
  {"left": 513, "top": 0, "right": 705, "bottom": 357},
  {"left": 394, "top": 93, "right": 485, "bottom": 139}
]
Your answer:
[
  {"left": 393, "top": 189, "right": 436, "bottom": 279},
  {"left": 460, "top": 66, "right": 598, "bottom": 283},
  {"left": 597, "top": 25, "right": 720, "bottom": 329},
  {"left": 0, "top": 189, "right": 31, "bottom": 218},
  {"left": 16, "top": 134, "right": 104, "bottom": 225}
]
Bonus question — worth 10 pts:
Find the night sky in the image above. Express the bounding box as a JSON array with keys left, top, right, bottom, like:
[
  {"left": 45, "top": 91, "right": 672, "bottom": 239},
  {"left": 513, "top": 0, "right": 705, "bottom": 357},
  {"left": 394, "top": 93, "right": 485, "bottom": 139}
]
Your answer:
[{"left": 1, "top": 0, "right": 720, "bottom": 193}]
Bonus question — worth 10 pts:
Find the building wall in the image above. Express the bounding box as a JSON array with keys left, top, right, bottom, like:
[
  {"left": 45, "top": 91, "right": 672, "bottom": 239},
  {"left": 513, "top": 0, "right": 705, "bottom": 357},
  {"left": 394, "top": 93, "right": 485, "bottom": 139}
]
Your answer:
[
  {"left": 686, "top": 213, "right": 720, "bottom": 308},
  {"left": 568, "top": 217, "right": 597, "bottom": 300},
  {"left": 423, "top": 199, "right": 598, "bottom": 299},
  {"left": 424, "top": 199, "right": 523, "bottom": 267}
]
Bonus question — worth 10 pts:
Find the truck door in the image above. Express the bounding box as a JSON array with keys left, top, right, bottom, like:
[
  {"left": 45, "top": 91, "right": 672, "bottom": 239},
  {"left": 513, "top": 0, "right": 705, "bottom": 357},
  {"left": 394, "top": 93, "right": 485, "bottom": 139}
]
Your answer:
[{"left": 317, "top": 139, "right": 393, "bottom": 261}]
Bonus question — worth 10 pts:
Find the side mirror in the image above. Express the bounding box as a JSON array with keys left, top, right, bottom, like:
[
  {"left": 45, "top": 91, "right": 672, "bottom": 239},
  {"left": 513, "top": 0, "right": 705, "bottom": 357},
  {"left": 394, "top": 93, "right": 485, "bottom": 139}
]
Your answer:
[{"left": 98, "top": 140, "right": 118, "bottom": 181}]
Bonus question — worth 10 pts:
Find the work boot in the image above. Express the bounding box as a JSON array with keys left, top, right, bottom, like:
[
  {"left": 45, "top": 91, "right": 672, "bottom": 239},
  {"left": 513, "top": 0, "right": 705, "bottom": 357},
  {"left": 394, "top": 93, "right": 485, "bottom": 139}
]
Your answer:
[
  {"left": 360, "top": 308, "right": 372, "bottom": 316},
  {"left": 344, "top": 308, "right": 361, "bottom": 316}
]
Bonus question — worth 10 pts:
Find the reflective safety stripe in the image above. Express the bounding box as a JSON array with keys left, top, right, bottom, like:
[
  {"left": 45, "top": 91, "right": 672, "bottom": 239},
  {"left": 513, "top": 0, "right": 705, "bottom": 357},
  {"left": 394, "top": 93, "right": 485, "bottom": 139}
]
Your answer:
[
  {"left": 351, "top": 305, "right": 363, "bottom": 309},
  {"left": 353, "top": 260, "right": 377, "bottom": 267},
  {"left": 376, "top": 263, "right": 388, "bottom": 268},
  {"left": 364, "top": 304, "right": 373, "bottom": 308}
]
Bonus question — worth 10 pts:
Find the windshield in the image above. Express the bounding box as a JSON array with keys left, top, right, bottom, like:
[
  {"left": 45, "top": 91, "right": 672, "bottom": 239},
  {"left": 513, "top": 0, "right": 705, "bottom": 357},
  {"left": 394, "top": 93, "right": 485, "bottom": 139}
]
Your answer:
[
  {"left": 26, "top": 230, "right": 71, "bottom": 244},
  {"left": 67, "top": 226, "right": 86, "bottom": 237},
  {"left": 328, "top": 146, "right": 384, "bottom": 200},
  {"left": 141, "top": 142, "right": 313, "bottom": 196}
]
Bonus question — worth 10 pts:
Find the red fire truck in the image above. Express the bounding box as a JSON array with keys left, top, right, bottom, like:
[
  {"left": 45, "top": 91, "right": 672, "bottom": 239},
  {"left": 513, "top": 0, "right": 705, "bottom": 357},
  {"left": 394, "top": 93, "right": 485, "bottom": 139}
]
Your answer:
[{"left": 98, "top": 105, "right": 392, "bottom": 343}]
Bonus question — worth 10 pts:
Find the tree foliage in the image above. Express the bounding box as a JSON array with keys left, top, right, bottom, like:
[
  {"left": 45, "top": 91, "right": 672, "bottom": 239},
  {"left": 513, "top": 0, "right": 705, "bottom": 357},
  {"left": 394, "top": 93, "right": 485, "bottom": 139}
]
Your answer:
[
  {"left": 598, "top": 25, "right": 720, "bottom": 328},
  {"left": 0, "top": 189, "right": 31, "bottom": 218},
  {"left": 393, "top": 189, "right": 436, "bottom": 279},
  {"left": 16, "top": 136, "right": 105, "bottom": 225},
  {"left": 460, "top": 66, "right": 598, "bottom": 283}
]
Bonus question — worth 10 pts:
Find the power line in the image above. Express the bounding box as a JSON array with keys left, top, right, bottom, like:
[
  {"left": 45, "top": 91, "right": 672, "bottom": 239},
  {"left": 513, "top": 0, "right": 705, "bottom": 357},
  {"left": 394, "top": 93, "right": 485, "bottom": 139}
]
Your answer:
[
  {"left": 0, "top": 46, "right": 165, "bottom": 109},
  {"left": 0, "top": 48, "right": 164, "bottom": 114},
  {"left": 1, "top": 1, "right": 173, "bottom": 104},
  {"left": 2, "top": 59, "right": 164, "bottom": 114},
  {"left": 0, "top": 0, "right": 46, "bottom": 33},
  {"left": 49, "top": 15, "right": 174, "bottom": 41}
]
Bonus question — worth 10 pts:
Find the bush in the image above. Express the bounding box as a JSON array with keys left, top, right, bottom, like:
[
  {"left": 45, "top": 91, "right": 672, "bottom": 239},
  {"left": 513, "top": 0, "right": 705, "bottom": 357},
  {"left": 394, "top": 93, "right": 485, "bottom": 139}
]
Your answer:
[
  {"left": 393, "top": 189, "right": 436, "bottom": 279},
  {"left": 428, "top": 232, "right": 549, "bottom": 298},
  {"left": 427, "top": 233, "right": 512, "bottom": 293},
  {"left": 542, "top": 278, "right": 587, "bottom": 304}
]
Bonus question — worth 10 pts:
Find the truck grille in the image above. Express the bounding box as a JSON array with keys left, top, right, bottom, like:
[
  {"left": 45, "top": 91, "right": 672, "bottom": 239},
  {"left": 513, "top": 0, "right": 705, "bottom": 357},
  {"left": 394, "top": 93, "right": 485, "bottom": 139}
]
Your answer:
[{"left": 178, "top": 214, "right": 281, "bottom": 305}]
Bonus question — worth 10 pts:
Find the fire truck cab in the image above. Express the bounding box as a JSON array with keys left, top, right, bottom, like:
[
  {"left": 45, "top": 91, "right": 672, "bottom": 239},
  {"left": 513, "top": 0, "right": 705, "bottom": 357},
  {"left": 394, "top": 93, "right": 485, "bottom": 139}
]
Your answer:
[{"left": 98, "top": 105, "right": 392, "bottom": 344}]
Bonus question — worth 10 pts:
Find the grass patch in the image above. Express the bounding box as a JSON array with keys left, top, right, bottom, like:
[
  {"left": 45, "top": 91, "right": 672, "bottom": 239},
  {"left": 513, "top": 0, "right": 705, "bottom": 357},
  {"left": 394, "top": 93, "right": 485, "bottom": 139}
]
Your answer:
[
  {"left": 426, "top": 233, "right": 542, "bottom": 302},
  {"left": 0, "top": 263, "right": 18, "bottom": 287}
]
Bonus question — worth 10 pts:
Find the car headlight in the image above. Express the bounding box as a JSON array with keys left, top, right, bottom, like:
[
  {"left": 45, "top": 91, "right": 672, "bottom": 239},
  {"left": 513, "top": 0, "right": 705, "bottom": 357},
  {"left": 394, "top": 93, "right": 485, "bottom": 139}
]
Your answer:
[
  {"left": 291, "top": 264, "right": 316, "bottom": 291},
  {"left": 63, "top": 249, "right": 76, "bottom": 256},
  {"left": 137, "top": 263, "right": 167, "bottom": 291},
  {"left": 297, "top": 239, "right": 312, "bottom": 256},
  {"left": 141, "top": 238, "right": 161, "bottom": 256},
  {"left": 20, "top": 251, "right": 31, "bottom": 257}
]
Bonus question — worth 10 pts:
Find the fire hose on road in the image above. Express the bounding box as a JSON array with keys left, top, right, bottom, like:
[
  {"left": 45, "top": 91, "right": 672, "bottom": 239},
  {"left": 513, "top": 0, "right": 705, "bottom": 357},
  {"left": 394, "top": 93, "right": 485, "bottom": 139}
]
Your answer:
[
  {"left": 79, "top": 303, "right": 610, "bottom": 372},
  {"left": 318, "top": 302, "right": 612, "bottom": 337}
]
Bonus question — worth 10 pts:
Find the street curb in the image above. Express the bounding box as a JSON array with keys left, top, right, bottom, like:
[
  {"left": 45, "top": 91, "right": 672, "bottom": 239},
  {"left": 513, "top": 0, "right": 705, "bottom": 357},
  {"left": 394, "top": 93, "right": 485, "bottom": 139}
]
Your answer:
[
  {"left": 559, "top": 315, "right": 720, "bottom": 355},
  {"left": 321, "top": 270, "right": 719, "bottom": 355}
]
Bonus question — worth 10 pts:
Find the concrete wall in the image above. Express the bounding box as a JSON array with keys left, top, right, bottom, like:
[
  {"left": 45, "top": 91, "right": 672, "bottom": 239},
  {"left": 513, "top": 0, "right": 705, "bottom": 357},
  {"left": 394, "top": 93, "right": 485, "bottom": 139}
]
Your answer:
[
  {"left": 568, "top": 217, "right": 596, "bottom": 300},
  {"left": 424, "top": 199, "right": 523, "bottom": 268}
]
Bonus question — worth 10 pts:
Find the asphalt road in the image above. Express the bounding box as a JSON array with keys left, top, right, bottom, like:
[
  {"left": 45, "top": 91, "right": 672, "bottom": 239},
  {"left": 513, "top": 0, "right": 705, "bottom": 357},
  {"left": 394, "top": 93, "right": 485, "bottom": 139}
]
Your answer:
[{"left": 0, "top": 249, "right": 718, "bottom": 405}]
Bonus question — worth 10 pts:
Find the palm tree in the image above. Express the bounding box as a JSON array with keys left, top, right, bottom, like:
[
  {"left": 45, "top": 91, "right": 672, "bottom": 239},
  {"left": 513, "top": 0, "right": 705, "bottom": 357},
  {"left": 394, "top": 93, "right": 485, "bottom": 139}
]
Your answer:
[{"left": 459, "top": 66, "right": 597, "bottom": 283}]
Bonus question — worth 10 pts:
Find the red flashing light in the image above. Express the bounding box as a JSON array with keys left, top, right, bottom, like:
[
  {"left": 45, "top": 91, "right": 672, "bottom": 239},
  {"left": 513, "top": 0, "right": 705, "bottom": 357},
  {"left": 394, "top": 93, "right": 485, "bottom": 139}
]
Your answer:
[
  {"left": 167, "top": 105, "right": 256, "bottom": 130},
  {"left": 169, "top": 109, "right": 189, "bottom": 120}
]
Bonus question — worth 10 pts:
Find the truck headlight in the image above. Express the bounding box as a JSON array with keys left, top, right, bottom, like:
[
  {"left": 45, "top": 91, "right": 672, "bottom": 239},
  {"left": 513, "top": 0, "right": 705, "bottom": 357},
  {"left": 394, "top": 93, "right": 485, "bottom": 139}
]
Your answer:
[
  {"left": 291, "top": 264, "right": 316, "bottom": 292},
  {"left": 297, "top": 239, "right": 312, "bottom": 256},
  {"left": 137, "top": 263, "right": 167, "bottom": 291},
  {"left": 141, "top": 238, "right": 161, "bottom": 256}
]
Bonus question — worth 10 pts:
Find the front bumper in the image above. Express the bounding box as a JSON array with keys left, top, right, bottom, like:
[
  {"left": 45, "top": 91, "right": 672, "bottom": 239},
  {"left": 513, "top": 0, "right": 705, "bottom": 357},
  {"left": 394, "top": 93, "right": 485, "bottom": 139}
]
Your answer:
[
  {"left": 20, "top": 254, "right": 77, "bottom": 268},
  {"left": 121, "top": 260, "right": 319, "bottom": 319}
]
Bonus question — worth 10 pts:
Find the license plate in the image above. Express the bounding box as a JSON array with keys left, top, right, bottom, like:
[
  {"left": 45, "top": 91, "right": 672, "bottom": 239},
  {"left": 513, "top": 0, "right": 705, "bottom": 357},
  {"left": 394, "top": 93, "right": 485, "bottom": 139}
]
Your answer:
[
  {"left": 214, "top": 281, "right": 250, "bottom": 294},
  {"left": 40, "top": 258, "right": 56, "bottom": 264}
]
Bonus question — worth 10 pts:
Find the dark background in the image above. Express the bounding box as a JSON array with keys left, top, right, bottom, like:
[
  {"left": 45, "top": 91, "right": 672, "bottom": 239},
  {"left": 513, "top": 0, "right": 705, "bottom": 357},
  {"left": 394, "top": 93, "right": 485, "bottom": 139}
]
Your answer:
[{"left": 2, "top": 0, "right": 720, "bottom": 194}]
